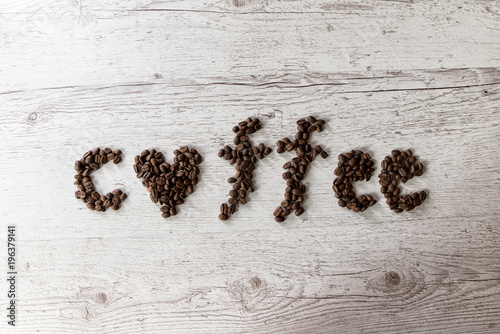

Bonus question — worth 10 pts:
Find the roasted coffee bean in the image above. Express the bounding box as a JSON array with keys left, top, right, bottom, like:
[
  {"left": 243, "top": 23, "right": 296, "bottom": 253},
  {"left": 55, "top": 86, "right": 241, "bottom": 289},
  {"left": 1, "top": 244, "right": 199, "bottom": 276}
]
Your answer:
[
  {"left": 74, "top": 148, "right": 126, "bottom": 212},
  {"left": 274, "top": 116, "right": 326, "bottom": 221},
  {"left": 333, "top": 150, "right": 377, "bottom": 212},
  {"left": 220, "top": 203, "right": 228, "bottom": 215},
  {"left": 218, "top": 117, "right": 271, "bottom": 220},
  {"left": 170, "top": 207, "right": 177, "bottom": 216},
  {"left": 420, "top": 190, "right": 427, "bottom": 201},
  {"left": 133, "top": 147, "right": 202, "bottom": 218},
  {"left": 379, "top": 149, "right": 427, "bottom": 213},
  {"left": 273, "top": 206, "right": 283, "bottom": 217}
]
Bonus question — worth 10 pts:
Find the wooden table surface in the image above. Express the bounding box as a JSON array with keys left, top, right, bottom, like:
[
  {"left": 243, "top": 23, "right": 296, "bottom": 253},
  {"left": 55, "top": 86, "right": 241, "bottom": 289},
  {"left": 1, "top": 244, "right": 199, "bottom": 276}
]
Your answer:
[{"left": 1, "top": 0, "right": 499, "bottom": 333}]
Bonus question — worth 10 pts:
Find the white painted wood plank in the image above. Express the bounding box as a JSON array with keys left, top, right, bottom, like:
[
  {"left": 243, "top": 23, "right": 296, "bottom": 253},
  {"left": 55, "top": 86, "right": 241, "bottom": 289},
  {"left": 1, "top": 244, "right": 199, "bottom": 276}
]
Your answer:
[{"left": 0, "top": 1, "right": 499, "bottom": 91}]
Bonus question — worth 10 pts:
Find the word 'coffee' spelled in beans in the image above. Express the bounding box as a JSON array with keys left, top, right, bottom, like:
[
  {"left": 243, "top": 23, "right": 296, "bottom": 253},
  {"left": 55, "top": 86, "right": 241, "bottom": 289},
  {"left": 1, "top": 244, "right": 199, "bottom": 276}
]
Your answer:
[
  {"left": 273, "top": 116, "right": 327, "bottom": 223},
  {"left": 73, "top": 115, "right": 430, "bottom": 219},
  {"left": 133, "top": 147, "right": 202, "bottom": 218},
  {"left": 379, "top": 149, "right": 427, "bottom": 213},
  {"left": 333, "top": 150, "right": 377, "bottom": 212},
  {"left": 218, "top": 117, "right": 272, "bottom": 221},
  {"left": 74, "top": 148, "right": 127, "bottom": 212}
]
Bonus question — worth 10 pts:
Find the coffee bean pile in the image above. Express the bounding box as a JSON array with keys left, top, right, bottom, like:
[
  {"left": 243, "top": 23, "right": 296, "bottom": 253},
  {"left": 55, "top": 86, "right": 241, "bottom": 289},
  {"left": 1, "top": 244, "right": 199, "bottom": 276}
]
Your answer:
[
  {"left": 74, "top": 148, "right": 127, "bottom": 212},
  {"left": 379, "top": 149, "right": 427, "bottom": 213},
  {"left": 273, "top": 116, "right": 327, "bottom": 222},
  {"left": 133, "top": 147, "right": 202, "bottom": 218},
  {"left": 218, "top": 117, "right": 272, "bottom": 221},
  {"left": 333, "top": 150, "right": 377, "bottom": 212}
]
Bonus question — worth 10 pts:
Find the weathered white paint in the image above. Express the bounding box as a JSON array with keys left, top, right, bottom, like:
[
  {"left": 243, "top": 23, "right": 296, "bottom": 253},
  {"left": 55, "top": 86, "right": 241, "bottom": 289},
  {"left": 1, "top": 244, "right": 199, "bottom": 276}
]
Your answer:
[{"left": 1, "top": 0, "right": 499, "bottom": 333}]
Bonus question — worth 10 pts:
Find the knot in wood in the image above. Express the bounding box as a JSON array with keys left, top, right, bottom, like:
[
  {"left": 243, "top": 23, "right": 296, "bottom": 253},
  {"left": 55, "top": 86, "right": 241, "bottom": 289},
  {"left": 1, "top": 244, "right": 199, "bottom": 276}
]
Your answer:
[
  {"left": 385, "top": 271, "right": 401, "bottom": 288},
  {"left": 95, "top": 292, "right": 107, "bottom": 304}
]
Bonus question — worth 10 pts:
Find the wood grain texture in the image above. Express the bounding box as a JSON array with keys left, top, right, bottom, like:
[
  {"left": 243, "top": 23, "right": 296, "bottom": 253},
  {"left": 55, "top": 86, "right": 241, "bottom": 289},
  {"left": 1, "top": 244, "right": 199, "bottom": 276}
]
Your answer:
[
  {"left": 1, "top": 0, "right": 500, "bottom": 91},
  {"left": 1, "top": 0, "right": 499, "bottom": 333}
]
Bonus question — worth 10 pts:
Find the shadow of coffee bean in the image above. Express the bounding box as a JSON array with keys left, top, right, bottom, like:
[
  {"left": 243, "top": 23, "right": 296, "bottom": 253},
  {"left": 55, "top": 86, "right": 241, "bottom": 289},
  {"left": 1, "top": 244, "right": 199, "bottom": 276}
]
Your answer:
[{"left": 133, "top": 146, "right": 203, "bottom": 218}]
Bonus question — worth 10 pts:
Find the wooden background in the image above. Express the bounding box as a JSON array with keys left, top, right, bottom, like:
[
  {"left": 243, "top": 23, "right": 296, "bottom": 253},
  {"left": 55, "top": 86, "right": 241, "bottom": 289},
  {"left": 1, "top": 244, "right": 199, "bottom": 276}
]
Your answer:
[{"left": 1, "top": 0, "right": 499, "bottom": 333}]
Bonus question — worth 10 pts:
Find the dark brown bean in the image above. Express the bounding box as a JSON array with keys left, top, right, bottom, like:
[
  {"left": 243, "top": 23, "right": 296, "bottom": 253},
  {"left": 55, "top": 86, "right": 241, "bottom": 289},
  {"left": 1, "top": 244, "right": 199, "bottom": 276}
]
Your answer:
[
  {"left": 273, "top": 206, "right": 283, "bottom": 217},
  {"left": 420, "top": 191, "right": 427, "bottom": 201}
]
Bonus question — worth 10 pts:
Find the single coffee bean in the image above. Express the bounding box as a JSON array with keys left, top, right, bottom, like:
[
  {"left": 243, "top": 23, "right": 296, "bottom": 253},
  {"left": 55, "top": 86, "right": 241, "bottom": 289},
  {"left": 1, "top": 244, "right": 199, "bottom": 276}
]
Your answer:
[
  {"left": 420, "top": 190, "right": 427, "bottom": 201},
  {"left": 169, "top": 207, "right": 177, "bottom": 216},
  {"left": 220, "top": 203, "right": 228, "bottom": 215},
  {"left": 391, "top": 150, "right": 401, "bottom": 156},
  {"left": 273, "top": 206, "right": 283, "bottom": 217}
]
